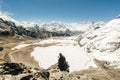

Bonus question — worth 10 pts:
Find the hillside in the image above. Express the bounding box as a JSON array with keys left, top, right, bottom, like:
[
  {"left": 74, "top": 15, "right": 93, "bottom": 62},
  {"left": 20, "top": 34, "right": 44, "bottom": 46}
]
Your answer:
[
  {"left": 79, "top": 16, "right": 120, "bottom": 69},
  {"left": 0, "top": 13, "right": 120, "bottom": 80}
]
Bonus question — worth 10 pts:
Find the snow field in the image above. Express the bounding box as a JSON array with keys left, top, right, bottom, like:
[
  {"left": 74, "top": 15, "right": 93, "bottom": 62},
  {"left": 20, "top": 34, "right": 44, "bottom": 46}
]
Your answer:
[{"left": 31, "top": 38, "right": 94, "bottom": 72}]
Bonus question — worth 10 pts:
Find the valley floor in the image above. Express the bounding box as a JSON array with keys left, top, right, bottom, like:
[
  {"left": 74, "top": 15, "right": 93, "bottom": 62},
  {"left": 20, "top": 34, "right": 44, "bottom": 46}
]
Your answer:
[{"left": 0, "top": 36, "right": 120, "bottom": 80}]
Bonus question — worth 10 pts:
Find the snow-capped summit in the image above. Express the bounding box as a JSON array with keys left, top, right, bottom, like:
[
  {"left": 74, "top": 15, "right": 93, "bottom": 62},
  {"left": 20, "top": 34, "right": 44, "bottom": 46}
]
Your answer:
[
  {"left": 115, "top": 14, "right": 120, "bottom": 19},
  {"left": 20, "top": 21, "right": 42, "bottom": 28},
  {"left": 105, "top": 17, "right": 120, "bottom": 28},
  {"left": 41, "top": 22, "right": 69, "bottom": 32},
  {"left": 0, "top": 12, "right": 20, "bottom": 25},
  {"left": 0, "top": 12, "right": 14, "bottom": 21}
]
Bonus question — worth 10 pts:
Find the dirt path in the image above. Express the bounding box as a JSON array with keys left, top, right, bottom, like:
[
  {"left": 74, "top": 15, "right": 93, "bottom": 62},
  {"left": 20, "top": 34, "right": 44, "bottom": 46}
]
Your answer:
[
  {"left": 7, "top": 42, "right": 40, "bottom": 68},
  {"left": 0, "top": 36, "right": 40, "bottom": 68}
]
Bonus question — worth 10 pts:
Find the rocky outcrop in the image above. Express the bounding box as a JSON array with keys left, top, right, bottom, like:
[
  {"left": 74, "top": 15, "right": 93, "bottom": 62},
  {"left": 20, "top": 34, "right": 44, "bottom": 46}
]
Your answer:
[
  {"left": 0, "top": 18, "right": 15, "bottom": 36},
  {"left": 0, "top": 62, "right": 25, "bottom": 75},
  {"left": 48, "top": 63, "right": 69, "bottom": 80},
  {"left": 0, "top": 61, "right": 50, "bottom": 80},
  {"left": 0, "top": 59, "right": 119, "bottom": 80}
]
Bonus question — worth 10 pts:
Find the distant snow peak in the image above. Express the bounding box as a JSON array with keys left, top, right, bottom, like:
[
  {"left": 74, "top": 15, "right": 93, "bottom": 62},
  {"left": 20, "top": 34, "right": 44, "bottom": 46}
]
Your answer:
[
  {"left": 21, "top": 21, "right": 39, "bottom": 28},
  {"left": 0, "top": 11, "right": 20, "bottom": 25},
  {"left": 0, "top": 11, "right": 14, "bottom": 21},
  {"left": 105, "top": 17, "right": 120, "bottom": 28},
  {"left": 0, "top": 11, "right": 105, "bottom": 33},
  {"left": 116, "top": 14, "right": 120, "bottom": 19}
]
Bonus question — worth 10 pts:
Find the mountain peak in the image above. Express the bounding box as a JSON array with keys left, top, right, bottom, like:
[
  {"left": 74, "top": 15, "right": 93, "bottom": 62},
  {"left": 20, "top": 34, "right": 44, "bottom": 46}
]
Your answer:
[
  {"left": 104, "top": 16, "right": 120, "bottom": 28},
  {"left": 0, "top": 12, "right": 14, "bottom": 22},
  {"left": 0, "top": 12, "right": 21, "bottom": 26},
  {"left": 115, "top": 14, "right": 120, "bottom": 19}
]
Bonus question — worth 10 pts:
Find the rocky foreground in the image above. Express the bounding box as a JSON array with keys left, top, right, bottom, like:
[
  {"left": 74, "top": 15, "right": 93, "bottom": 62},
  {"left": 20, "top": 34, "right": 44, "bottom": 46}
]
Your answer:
[
  {"left": 0, "top": 59, "right": 120, "bottom": 80},
  {"left": 0, "top": 37, "right": 120, "bottom": 80}
]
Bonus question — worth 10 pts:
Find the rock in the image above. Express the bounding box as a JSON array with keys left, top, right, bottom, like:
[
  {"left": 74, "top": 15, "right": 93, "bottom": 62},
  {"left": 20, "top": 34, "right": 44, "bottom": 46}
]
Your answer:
[
  {"left": 0, "top": 61, "right": 50, "bottom": 80},
  {"left": 20, "top": 75, "right": 33, "bottom": 80},
  {"left": 0, "top": 31, "right": 11, "bottom": 36},
  {"left": 34, "top": 69, "right": 50, "bottom": 80},
  {"left": 0, "top": 62, "right": 25, "bottom": 75},
  {"left": 0, "top": 47, "right": 3, "bottom": 51},
  {"left": 40, "top": 70, "right": 50, "bottom": 80}
]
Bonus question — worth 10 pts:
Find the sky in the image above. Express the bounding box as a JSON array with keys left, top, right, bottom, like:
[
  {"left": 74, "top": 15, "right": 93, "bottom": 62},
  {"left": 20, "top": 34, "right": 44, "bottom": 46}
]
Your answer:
[{"left": 0, "top": 0, "right": 120, "bottom": 22}]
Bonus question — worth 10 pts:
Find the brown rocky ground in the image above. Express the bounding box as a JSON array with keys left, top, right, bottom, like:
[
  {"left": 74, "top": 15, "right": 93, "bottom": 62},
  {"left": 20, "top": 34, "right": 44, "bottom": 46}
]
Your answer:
[
  {"left": 0, "top": 36, "right": 120, "bottom": 80},
  {"left": 0, "top": 36, "right": 40, "bottom": 68}
]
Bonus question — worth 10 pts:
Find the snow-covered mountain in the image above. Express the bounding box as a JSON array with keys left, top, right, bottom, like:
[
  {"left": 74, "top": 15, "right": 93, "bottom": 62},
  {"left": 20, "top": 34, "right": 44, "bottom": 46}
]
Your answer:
[
  {"left": 41, "top": 21, "right": 105, "bottom": 33},
  {"left": 0, "top": 12, "right": 20, "bottom": 25},
  {"left": 79, "top": 16, "right": 120, "bottom": 69},
  {"left": 0, "top": 12, "right": 106, "bottom": 36},
  {"left": 20, "top": 20, "right": 105, "bottom": 36}
]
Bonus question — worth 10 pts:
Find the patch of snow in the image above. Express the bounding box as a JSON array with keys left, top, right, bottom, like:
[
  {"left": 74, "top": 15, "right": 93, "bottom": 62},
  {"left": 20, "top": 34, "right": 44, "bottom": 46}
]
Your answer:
[
  {"left": 11, "top": 43, "right": 30, "bottom": 50},
  {"left": 85, "top": 58, "right": 97, "bottom": 68},
  {"left": 39, "top": 39, "right": 76, "bottom": 45}
]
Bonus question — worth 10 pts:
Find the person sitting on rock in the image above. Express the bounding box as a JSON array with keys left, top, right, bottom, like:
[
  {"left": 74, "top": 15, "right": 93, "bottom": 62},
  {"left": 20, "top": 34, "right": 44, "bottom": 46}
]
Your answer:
[{"left": 58, "top": 53, "right": 69, "bottom": 72}]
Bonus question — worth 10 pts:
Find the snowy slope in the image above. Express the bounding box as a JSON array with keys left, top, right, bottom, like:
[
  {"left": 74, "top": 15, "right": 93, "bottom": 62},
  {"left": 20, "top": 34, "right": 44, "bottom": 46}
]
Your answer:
[
  {"left": 69, "top": 21, "right": 105, "bottom": 32},
  {"left": 79, "top": 17, "right": 120, "bottom": 69},
  {"left": 0, "top": 12, "right": 20, "bottom": 25}
]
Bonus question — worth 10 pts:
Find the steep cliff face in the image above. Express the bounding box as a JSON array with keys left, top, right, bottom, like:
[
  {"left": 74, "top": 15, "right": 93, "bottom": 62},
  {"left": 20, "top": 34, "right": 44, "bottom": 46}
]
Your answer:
[
  {"left": 0, "top": 61, "right": 50, "bottom": 80},
  {"left": 0, "top": 18, "right": 15, "bottom": 36},
  {"left": 0, "top": 18, "right": 40, "bottom": 38}
]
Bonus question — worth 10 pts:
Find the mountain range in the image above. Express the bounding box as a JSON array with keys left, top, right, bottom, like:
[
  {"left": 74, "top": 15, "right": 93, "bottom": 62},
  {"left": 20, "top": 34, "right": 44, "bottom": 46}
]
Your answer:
[
  {"left": 1, "top": 12, "right": 120, "bottom": 80},
  {"left": 0, "top": 12, "right": 105, "bottom": 38}
]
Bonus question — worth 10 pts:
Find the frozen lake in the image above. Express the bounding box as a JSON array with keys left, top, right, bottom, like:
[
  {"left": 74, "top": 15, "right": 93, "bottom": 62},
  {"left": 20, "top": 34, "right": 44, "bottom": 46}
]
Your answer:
[{"left": 31, "top": 37, "right": 95, "bottom": 72}]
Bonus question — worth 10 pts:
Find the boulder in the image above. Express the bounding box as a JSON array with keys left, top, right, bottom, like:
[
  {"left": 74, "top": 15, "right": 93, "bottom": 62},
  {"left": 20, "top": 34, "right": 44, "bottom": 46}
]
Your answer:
[
  {"left": 40, "top": 70, "right": 50, "bottom": 80},
  {"left": 0, "top": 31, "right": 11, "bottom": 36},
  {"left": 0, "top": 62, "right": 25, "bottom": 75},
  {"left": 34, "top": 69, "right": 50, "bottom": 80},
  {"left": 20, "top": 75, "right": 33, "bottom": 80},
  {"left": 0, "top": 47, "right": 3, "bottom": 51}
]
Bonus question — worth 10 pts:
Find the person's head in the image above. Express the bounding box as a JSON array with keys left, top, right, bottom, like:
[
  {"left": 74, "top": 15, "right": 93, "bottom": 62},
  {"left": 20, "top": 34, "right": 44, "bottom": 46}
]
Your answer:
[{"left": 59, "top": 53, "right": 62, "bottom": 56}]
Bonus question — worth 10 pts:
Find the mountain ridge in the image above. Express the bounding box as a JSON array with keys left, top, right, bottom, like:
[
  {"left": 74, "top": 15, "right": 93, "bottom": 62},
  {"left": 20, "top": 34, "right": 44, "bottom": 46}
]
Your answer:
[{"left": 0, "top": 12, "right": 106, "bottom": 38}]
